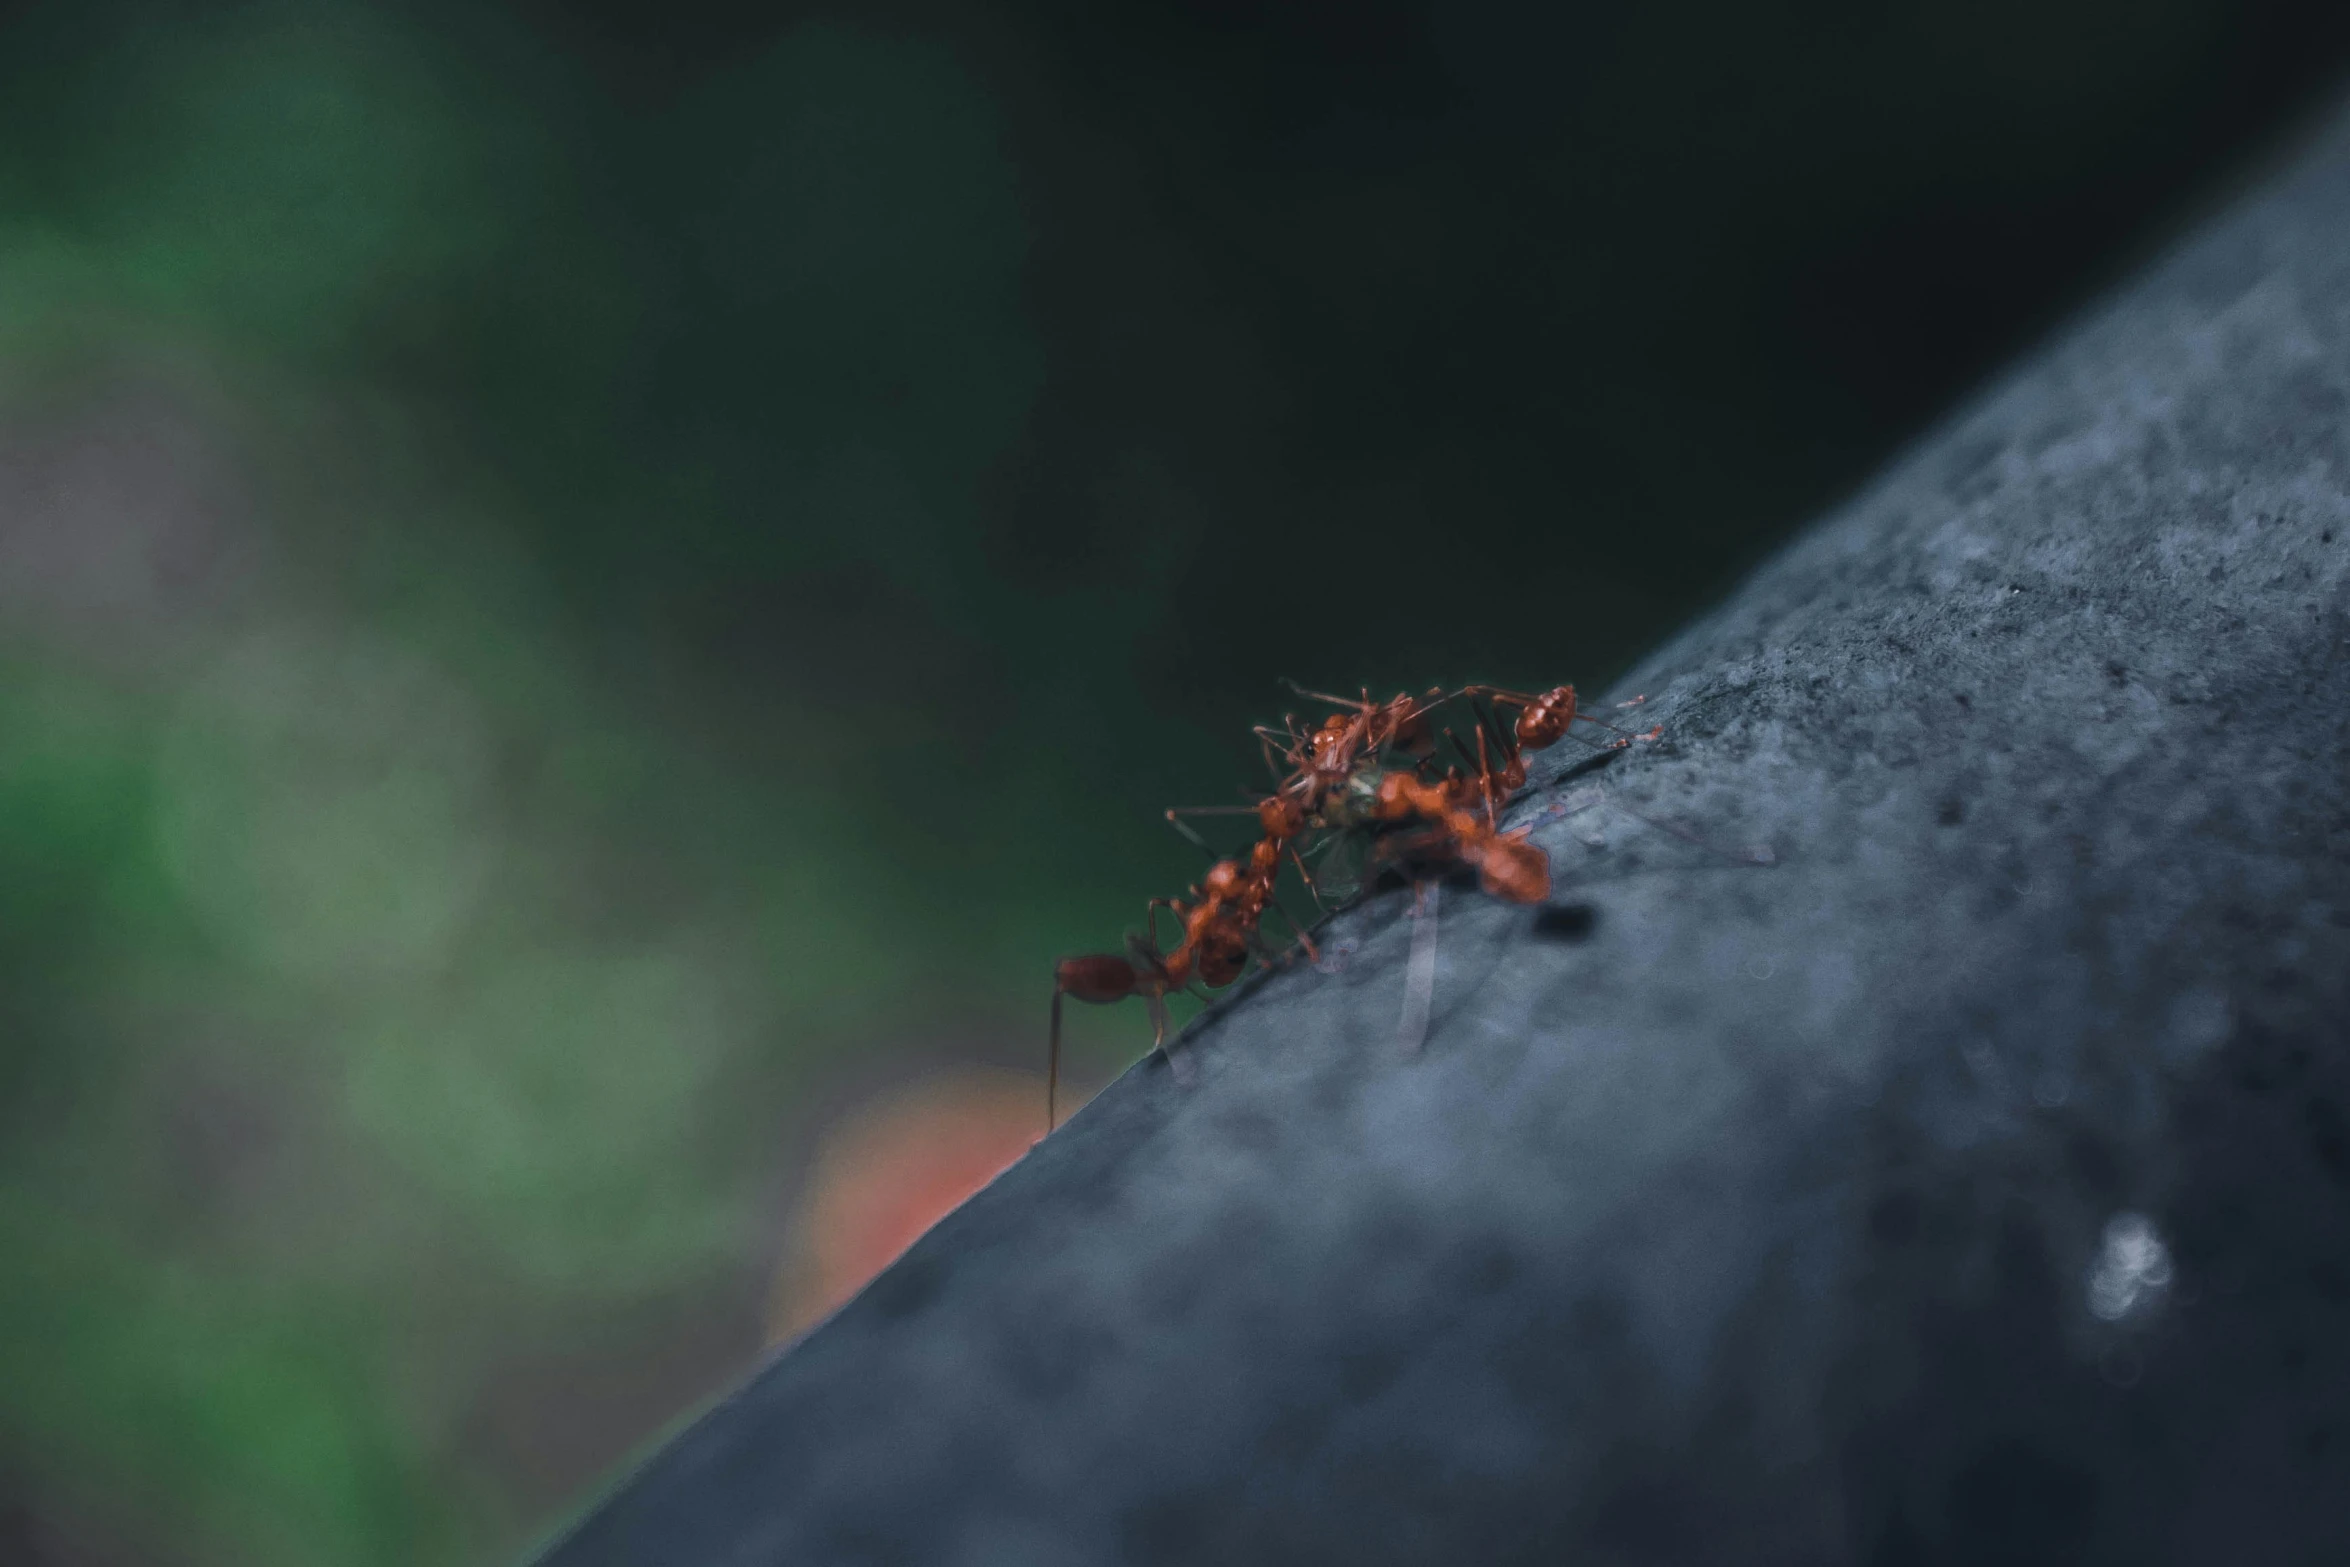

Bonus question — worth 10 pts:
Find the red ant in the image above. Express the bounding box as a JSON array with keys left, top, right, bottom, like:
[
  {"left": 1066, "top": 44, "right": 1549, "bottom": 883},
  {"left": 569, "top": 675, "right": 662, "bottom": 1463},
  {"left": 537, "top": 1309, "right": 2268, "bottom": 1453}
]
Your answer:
[
  {"left": 1268, "top": 685, "right": 1578, "bottom": 900},
  {"left": 1045, "top": 681, "right": 1659, "bottom": 1130},
  {"left": 1457, "top": 684, "right": 1661, "bottom": 770},
  {"left": 1153, "top": 682, "right": 1582, "bottom": 948},
  {"left": 1351, "top": 712, "right": 1553, "bottom": 1053},
  {"left": 1253, "top": 683, "right": 1441, "bottom": 824},
  {"left": 1362, "top": 727, "right": 1549, "bottom": 903},
  {"left": 1047, "top": 838, "right": 1294, "bottom": 1130}
]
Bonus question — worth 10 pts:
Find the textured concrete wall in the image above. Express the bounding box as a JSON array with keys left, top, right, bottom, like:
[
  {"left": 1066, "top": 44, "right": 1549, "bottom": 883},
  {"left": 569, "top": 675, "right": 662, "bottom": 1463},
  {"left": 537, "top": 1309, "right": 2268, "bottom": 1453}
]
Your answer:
[{"left": 539, "top": 100, "right": 2350, "bottom": 1567}]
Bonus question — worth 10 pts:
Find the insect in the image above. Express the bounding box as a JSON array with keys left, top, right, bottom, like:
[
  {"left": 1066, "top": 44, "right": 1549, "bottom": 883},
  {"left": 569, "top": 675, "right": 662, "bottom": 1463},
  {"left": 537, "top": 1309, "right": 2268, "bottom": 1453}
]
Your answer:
[
  {"left": 1048, "top": 840, "right": 1295, "bottom": 1129},
  {"left": 1048, "top": 939, "right": 1176, "bottom": 1133},
  {"left": 1296, "top": 701, "right": 1554, "bottom": 1054},
  {"left": 1044, "top": 679, "right": 1658, "bottom": 1130},
  {"left": 1363, "top": 743, "right": 1551, "bottom": 903},
  {"left": 1457, "top": 684, "right": 1662, "bottom": 775},
  {"left": 1283, "top": 685, "right": 1587, "bottom": 901},
  {"left": 1254, "top": 683, "right": 1441, "bottom": 821}
]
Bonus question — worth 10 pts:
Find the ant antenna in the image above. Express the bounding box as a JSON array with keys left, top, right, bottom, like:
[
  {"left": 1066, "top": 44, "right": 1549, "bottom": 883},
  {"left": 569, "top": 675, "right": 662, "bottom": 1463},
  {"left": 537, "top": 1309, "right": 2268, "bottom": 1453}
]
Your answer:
[{"left": 1280, "top": 676, "right": 1375, "bottom": 709}]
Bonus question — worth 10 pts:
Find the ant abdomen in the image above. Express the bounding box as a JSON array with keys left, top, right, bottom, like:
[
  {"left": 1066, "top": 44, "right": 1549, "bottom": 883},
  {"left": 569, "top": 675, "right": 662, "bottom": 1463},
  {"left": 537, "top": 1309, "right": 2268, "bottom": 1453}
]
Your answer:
[
  {"left": 1056, "top": 955, "right": 1140, "bottom": 1005},
  {"left": 1475, "top": 835, "right": 1550, "bottom": 904},
  {"left": 1515, "top": 685, "right": 1578, "bottom": 750}
]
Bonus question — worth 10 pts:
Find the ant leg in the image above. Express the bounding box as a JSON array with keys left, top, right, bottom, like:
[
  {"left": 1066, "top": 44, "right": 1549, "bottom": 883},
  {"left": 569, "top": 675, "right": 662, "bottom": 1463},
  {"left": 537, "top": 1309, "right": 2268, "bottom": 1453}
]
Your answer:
[
  {"left": 1164, "top": 811, "right": 1218, "bottom": 857},
  {"left": 1566, "top": 707, "right": 1663, "bottom": 744},
  {"left": 1151, "top": 992, "right": 1198, "bottom": 1085},
  {"left": 1577, "top": 720, "right": 1648, "bottom": 744},
  {"left": 1259, "top": 731, "right": 1288, "bottom": 785},
  {"left": 1466, "top": 692, "right": 1498, "bottom": 750},
  {"left": 1455, "top": 683, "right": 1539, "bottom": 708},
  {"left": 1280, "top": 677, "right": 1374, "bottom": 710},
  {"left": 1288, "top": 845, "right": 1327, "bottom": 912},
  {"left": 1551, "top": 714, "right": 1664, "bottom": 754},
  {"left": 1473, "top": 727, "right": 1505, "bottom": 828},
  {"left": 1398, "top": 879, "right": 1441, "bottom": 1053},
  {"left": 1145, "top": 899, "right": 1191, "bottom": 959},
  {"left": 1263, "top": 901, "right": 1319, "bottom": 963},
  {"left": 1255, "top": 718, "right": 1303, "bottom": 755},
  {"left": 1470, "top": 694, "right": 1525, "bottom": 778},
  {"left": 1164, "top": 805, "right": 1256, "bottom": 857},
  {"left": 1048, "top": 988, "right": 1063, "bottom": 1133}
]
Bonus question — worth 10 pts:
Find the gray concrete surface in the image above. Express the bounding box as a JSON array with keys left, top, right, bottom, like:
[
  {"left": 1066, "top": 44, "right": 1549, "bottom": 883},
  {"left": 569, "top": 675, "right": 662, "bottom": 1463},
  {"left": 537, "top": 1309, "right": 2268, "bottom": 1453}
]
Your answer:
[{"left": 539, "top": 98, "right": 2350, "bottom": 1567}]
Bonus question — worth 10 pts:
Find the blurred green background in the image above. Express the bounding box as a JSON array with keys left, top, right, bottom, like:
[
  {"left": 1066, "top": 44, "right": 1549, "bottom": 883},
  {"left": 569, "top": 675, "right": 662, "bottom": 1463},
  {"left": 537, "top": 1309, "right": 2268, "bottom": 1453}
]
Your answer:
[{"left": 0, "top": 0, "right": 2345, "bottom": 1560}]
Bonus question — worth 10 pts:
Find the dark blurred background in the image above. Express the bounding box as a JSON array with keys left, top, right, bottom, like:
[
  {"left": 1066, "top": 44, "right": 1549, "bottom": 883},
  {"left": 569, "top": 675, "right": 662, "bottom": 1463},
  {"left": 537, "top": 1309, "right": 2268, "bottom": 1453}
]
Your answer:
[{"left": 2, "top": 0, "right": 2347, "bottom": 1560}]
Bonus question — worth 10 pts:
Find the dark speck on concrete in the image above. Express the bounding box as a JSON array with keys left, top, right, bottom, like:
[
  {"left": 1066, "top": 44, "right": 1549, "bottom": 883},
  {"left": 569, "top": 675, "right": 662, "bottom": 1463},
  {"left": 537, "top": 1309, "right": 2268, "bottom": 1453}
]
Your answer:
[{"left": 1532, "top": 903, "right": 1598, "bottom": 942}]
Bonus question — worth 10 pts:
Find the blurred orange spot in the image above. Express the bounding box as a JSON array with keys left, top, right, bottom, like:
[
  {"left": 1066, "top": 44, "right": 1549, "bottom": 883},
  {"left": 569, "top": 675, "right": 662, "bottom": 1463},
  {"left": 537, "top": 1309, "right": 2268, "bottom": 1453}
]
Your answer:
[{"left": 768, "top": 1070, "right": 1054, "bottom": 1342}]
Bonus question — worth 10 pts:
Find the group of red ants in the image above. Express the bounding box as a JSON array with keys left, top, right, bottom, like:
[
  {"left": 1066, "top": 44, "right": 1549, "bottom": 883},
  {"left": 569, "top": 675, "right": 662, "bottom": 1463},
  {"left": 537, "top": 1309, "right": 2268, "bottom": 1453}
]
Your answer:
[{"left": 1047, "top": 680, "right": 1658, "bottom": 1127}]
